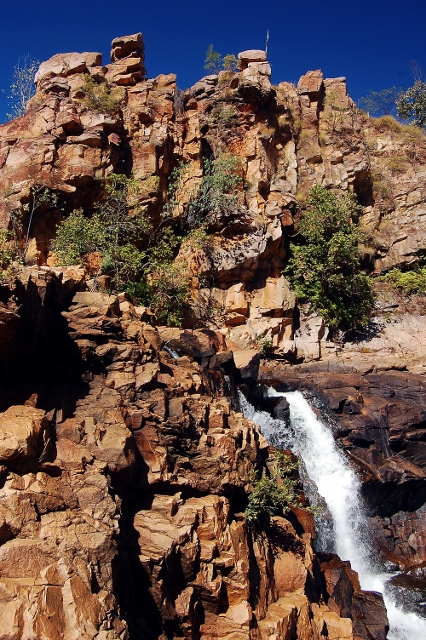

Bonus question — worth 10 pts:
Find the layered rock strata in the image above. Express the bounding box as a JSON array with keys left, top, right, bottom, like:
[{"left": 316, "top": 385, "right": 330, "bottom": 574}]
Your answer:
[
  {"left": 1, "top": 31, "right": 425, "bottom": 638},
  {"left": 0, "top": 269, "right": 388, "bottom": 639},
  {"left": 0, "top": 34, "right": 425, "bottom": 357}
]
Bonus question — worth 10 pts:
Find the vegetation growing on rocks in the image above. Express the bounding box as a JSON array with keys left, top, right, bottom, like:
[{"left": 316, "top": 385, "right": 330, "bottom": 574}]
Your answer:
[
  {"left": 52, "top": 173, "right": 190, "bottom": 324},
  {"left": 397, "top": 80, "right": 426, "bottom": 129},
  {"left": 286, "top": 186, "right": 375, "bottom": 331},
  {"left": 78, "top": 75, "right": 122, "bottom": 113},
  {"left": 245, "top": 451, "right": 305, "bottom": 529},
  {"left": 186, "top": 154, "right": 243, "bottom": 228},
  {"left": 52, "top": 151, "right": 242, "bottom": 326},
  {"left": 381, "top": 267, "right": 426, "bottom": 295},
  {"left": 204, "top": 45, "right": 239, "bottom": 74},
  {"left": 2, "top": 31, "right": 426, "bottom": 640},
  {"left": 53, "top": 174, "right": 148, "bottom": 285},
  {"left": 358, "top": 87, "right": 402, "bottom": 117},
  {"left": 164, "top": 153, "right": 243, "bottom": 229},
  {"left": 208, "top": 103, "right": 240, "bottom": 129}
]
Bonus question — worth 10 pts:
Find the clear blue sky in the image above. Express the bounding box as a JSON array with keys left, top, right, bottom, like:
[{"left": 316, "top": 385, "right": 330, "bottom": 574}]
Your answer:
[{"left": 1, "top": 0, "right": 426, "bottom": 122}]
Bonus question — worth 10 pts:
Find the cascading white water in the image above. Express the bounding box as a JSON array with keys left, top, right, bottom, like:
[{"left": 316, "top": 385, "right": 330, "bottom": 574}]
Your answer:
[
  {"left": 163, "top": 344, "right": 180, "bottom": 359},
  {"left": 239, "top": 388, "right": 426, "bottom": 640}
]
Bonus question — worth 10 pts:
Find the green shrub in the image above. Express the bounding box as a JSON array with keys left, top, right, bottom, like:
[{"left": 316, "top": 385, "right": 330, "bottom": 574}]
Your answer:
[
  {"left": 52, "top": 174, "right": 149, "bottom": 289},
  {"left": 126, "top": 261, "right": 190, "bottom": 326},
  {"left": 143, "top": 226, "right": 191, "bottom": 325},
  {"left": 78, "top": 75, "right": 121, "bottom": 113},
  {"left": 53, "top": 173, "right": 191, "bottom": 325},
  {"left": 209, "top": 104, "right": 240, "bottom": 128},
  {"left": 186, "top": 154, "right": 243, "bottom": 228},
  {"left": 125, "top": 245, "right": 191, "bottom": 326},
  {"left": 381, "top": 267, "right": 426, "bottom": 295},
  {"left": 52, "top": 209, "right": 104, "bottom": 266},
  {"left": 256, "top": 334, "right": 273, "bottom": 357},
  {"left": 125, "top": 279, "right": 153, "bottom": 306},
  {"left": 285, "top": 185, "right": 374, "bottom": 330},
  {"left": 146, "top": 262, "right": 190, "bottom": 326},
  {"left": 245, "top": 451, "right": 304, "bottom": 529}
]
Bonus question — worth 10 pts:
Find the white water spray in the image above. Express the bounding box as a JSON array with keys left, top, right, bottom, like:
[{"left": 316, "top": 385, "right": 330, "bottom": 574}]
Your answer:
[{"left": 239, "top": 389, "right": 426, "bottom": 640}]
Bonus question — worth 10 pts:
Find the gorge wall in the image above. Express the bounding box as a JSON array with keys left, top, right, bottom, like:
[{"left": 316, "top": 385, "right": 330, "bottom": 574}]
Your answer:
[
  {"left": 0, "top": 271, "right": 389, "bottom": 639},
  {"left": 1, "top": 32, "right": 426, "bottom": 360},
  {"left": 0, "top": 31, "right": 425, "bottom": 639}
]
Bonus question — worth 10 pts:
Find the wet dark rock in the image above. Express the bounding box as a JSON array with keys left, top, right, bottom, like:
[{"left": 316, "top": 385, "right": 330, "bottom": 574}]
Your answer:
[{"left": 259, "top": 359, "right": 426, "bottom": 571}]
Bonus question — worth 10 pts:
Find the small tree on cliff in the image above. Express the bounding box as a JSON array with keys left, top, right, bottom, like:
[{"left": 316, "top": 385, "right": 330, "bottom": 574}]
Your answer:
[
  {"left": 285, "top": 186, "right": 374, "bottom": 331},
  {"left": 204, "top": 45, "right": 222, "bottom": 74},
  {"left": 396, "top": 80, "right": 426, "bottom": 129},
  {"left": 204, "top": 46, "right": 239, "bottom": 74},
  {"left": 358, "top": 87, "right": 402, "bottom": 117},
  {"left": 245, "top": 451, "right": 305, "bottom": 529},
  {"left": 6, "top": 55, "right": 39, "bottom": 120}
]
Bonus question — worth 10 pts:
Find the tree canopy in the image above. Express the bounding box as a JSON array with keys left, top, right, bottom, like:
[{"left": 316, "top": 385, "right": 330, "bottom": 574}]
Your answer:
[
  {"left": 396, "top": 80, "right": 426, "bottom": 129},
  {"left": 358, "top": 87, "right": 402, "bottom": 116},
  {"left": 204, "top": 45, "right": 238, "bottom": 75},
  {"left": 6, "top": 55, "right": 39, "bottom": 120},
  {"left": 286, "top": 186, "right": 374, "bottom": 331}
]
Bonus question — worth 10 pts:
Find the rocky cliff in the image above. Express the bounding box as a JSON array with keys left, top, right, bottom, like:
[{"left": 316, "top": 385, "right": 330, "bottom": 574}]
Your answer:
[
  {"left": 1, "top": 32, "right": 425, "bottom": 360},
  {"left": 0, "top": 270, "right": 389, "bottom": 639},
  {"left": 0, "top": 31, "right": 425, "bottom": 639}
]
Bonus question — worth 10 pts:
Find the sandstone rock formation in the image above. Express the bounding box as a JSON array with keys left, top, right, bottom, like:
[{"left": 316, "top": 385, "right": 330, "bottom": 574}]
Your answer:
[
  {"left": 1, "top": 33, "right": 425, "bottom": 358},
  {"left": 0, "top": 267, "right": 390, "bottom": 639},
  {"left": 1, "top": 30, "right": 426, "bottom": 638}
]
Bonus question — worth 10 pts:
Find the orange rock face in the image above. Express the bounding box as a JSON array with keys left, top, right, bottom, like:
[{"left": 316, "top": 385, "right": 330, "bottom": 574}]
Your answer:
[
  {"left": 2, "top": 29, "right": 424, "bottom": 637},
  {"left": 1, "top": 31, "right": 425, "bottom": 365},
  {"left": 0, "top": 268, "right": 389, "bottom": 639}
]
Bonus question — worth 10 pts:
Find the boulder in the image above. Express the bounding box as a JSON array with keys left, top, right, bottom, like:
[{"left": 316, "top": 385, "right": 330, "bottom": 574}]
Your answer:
[
  {"left": 111, "top": 33, "right": 144, "bottom": 61},
  {"left": 107, "top": 33, "right": 145, "bottom": 84},
  {"left": 233, "top": 350, "right": 261, "bottom": 379},
  {"left": 238, "top": 49, "right": 268, "bottom": 70},
  {"left": 0, "top": 406, "right": 47, "bottom": 464},
  {"left": 351, "top": 591, "right": 389, "bottom": 640},
  {"left": 35, "top": 52, "right": 103, "bottom": 86},
  {"left": 297, "top": 70, "right": 324, "bottom": 98}
]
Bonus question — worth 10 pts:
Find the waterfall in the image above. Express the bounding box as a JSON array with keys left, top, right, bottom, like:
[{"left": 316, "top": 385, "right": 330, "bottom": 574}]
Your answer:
[
  {"left": 239, "top": 389, "right": 426, "bottom": 640},
  {"left": 163, "top": 344, "right": 180, "bottom": 359}
]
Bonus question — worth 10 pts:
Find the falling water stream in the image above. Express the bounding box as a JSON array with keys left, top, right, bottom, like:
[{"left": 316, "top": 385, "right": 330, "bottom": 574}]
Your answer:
[{"left": 239, "top": 388, "right": 426, "bottom": 640}]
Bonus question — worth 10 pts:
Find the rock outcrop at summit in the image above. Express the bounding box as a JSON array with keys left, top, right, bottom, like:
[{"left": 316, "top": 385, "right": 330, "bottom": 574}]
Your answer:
[{"left": 1, "top": 34, "right": 425, "bottom": 358}]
